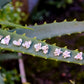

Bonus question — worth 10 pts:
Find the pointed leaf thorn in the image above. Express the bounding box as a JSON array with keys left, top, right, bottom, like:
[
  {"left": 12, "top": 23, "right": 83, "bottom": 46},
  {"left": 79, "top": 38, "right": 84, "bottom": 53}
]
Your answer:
[
  {"left": 53, "top": 20, "right": 56, "bottom": 23},
  {"left": 43, "top": 40, "right": 46, "bottom": 42},
  {"left": 34, "top": 23, "right": 37, "bottom": 26},
  {"left": 53, "top": 43, "right": 56, "bottom": 46},
  {"left": 34, "top": 36, "right": 37, "bottom": 39},
  {"left": 73, "top": 19, "right": 76, "bottom": 21},
  {"left": 44, "top": 21, "right": 47, "bottom": 24},
  {"left": 13, "top": 31, "right": 16, "bottom": 34},
  {"left": 75, "top": 49, "right": 78, "bottom": 52},
  {"left": 78, "top": 32, "right": 81, "bottom": 34},
  {"left": 64, "top": 46, "right": 67, "bottom": 49},
  {"left": 25, "top": 24, "right": 27, "bottom": 27},
  {"left": 64, "top": 19, "right": 67, "bottom": 22},
  {"left": 22, "top": 33, "right": 26, "bottom": 36},
  {"left": 58, "top": 35, "right": 61, "bottom": 37},
  {"left": 22, "top": 52, "right": 24, "bottom": 54},
  {"left": 67, "top": 33, "right": 71, "bottom": 35},
  {"left": 33, "top": 54, "right": 35, "bottom": 56}
]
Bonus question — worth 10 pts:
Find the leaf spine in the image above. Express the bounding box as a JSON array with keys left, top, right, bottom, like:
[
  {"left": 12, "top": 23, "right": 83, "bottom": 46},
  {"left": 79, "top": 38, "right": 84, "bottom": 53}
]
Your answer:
[
  {"left": 22, "top": 33, "right": 26, "bottom": 36},
  {"left": 75, "top": 49, "right": 78, "bottom": 52},
  {"left": 53, "top": 43, "right": 56, "bottom": 46},
  {"left": 33, "top": 36, "right": 37, "bottom": 39},
  {"left": 64, "top": 19, "right": 67, "bottom": 22},
  {"left": 43, "top": 40, "right": 46, "bottom": 42},
  {"left": 73, "top": 19, "right": 76, "bottom": 21},
  {"left": 64, "top": 46, "right": 67, "bottom": 49},
  {"left": 44, "top": 21, "right": 47, "bottom": 24},
  {"left": 13, "top": 31, "right": 16, "bottom": 34},
  {"left": 53, "top": 20, "right": 56, "bottom": 23},
  {"left": 34, "top": 23, "right": 37, "bottom": 26}
]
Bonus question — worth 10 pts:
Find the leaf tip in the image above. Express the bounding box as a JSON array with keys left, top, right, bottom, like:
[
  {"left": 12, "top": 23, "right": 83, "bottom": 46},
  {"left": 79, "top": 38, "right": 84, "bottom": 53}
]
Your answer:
[
  {"left": 32, "top": 54, "right": 35, "bottom": 56},
  {"left": 13, "top": 31, "right": 16, "bottom": 34},
  {"left": 67, "top": 61, "right": 70, "bottom": 63},
  {"left": 75, "top": 49, "right": 78, "bottom": 52},
  {"left": 73, "top": 19, "right": 76, "bottom": 21},
  {"left": 67, "top": 33, "right": 71, "bottom": 36},
  {"left": 78, "top": 32, "right": 81, "bottom": 34},
  {"left": 34, "top": 23, "right": 37, "bottom": 26},
  {"left": 53, "top": 43, "right": 56, "bottom": 46},
  {"left": 79, "top": 63, "right": 82, "bottom": 65},
  {"left": 53, "top": 20, "right": 56, "bottom": 23},
  {"left": 22, "top": 33, "right": 26, "bottom": 36},
  {"left": 22, "top": 52, "right": 25, "bottom": 54},
  {"left": 43, "top": 40, "right": 46, "bottom": 42},
  {"left": 64, "top": 46, "right": 67, "bottom": 49},
  {"left": 12, "top": 50, "right": 14, "bottom": 51},
  {"left": 44, "top": 21, "right": 47, "bottom": 24},
  {"left": 25, "top": 24, "right": 28, "bottom": 27},
  {"left": 34, "top": 36, "right": 37, "bottom": 39},
  {"left": 64, "top": 19, "right": 67, "bottom": 22},
  {"left": 58, "top": 35, "right": 61, "bottom": 37}
]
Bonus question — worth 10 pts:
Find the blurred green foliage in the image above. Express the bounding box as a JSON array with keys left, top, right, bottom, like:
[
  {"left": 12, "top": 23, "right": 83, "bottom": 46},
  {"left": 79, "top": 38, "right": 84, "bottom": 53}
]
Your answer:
[
  {"left": 31, "top": 0, "right": 73, "bottom": 21},
  {"left": 0, "top": 66, "right": 20, "bottom": 84},
  {"left": 0, "top": 2, "right": 27, "bottom": 24},
  {"left": 47, "top": 0, "right": 73, "bottom": 8}
]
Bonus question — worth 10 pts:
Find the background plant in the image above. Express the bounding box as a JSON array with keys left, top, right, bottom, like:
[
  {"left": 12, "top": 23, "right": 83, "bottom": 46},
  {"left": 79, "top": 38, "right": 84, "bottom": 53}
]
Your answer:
[{"left": 1, "top": 0, "right": 84, "bottom": 84}]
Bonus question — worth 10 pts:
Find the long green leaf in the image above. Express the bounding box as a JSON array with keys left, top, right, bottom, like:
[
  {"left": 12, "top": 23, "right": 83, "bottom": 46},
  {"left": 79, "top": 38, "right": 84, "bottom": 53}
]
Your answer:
[
  {"left": 0, "top": 21, "right": 33, "bottom": 30},
  {"left": 0, "top": 53, "right": 20, "bottom": 60},
  {"left": 0, "top": 29, "right": 84, "bottom": 65},
  {"left": 10, "top": 21, "right": 84, "bottom": 40}
]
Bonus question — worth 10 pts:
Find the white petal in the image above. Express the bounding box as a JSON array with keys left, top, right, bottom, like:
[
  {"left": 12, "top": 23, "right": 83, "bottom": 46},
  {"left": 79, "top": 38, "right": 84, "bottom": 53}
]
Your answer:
[
  {"left": 34, "top": 43, "right": 42, "bottom": 52},
  {"left": 63, "top": 50, "right": 71, "bottom": 58}
]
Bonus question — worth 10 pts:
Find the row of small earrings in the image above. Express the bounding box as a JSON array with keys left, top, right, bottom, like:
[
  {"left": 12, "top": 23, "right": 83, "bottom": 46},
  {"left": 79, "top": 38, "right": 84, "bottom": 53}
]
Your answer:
[{"left": 0, "top": 35, "right": 83, "bottom": 60}]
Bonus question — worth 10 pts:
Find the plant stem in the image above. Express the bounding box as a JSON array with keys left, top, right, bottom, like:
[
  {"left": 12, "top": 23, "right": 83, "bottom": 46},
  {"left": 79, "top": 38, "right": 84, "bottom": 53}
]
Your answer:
[{"left": 18, "top": 53, "right": 27, "bottom": 84}]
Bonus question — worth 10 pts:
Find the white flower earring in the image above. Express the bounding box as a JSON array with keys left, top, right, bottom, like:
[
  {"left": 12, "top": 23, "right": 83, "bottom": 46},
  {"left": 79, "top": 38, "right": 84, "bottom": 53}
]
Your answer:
[
  {"left": 54, "top": 48, "right": 62, "bottom": 56},
  {"left": 1, "top": 35, "right": 10, "bottom": 45},
  {"left": 13, "top": 38, "right": 22, "bottom": 46},
  {"left": 34, "top": 43, "right": 42, "bottom": 52},
  {"left": 74, "top": 52, "right": 83, "bottom": 60},
  {"left": 63, "top": 50, "right": 71, "bottom": 58},
  {"left": 41, "top": 44, "right": 49, "bottom": 54},
  {"left": 22, "top": 40, "right": 32, "bottom": 49}
]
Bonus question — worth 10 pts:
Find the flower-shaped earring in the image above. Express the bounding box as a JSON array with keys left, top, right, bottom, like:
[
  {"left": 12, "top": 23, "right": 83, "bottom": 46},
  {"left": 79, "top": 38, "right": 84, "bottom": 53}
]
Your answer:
[
  {"left": 54, "top": 48, "right": 62, "bottom": 56},
  {"left": 34, "top": 43, "right": 42, "bottom": 52},
  {"left": 13, "top": 38, "right": 22, "bottom": 46},
  {"left": 74, "top": 52, "right": 83, "bottom": 60},
  {"left": 63, "top": 50, "right": 71, "bottom": 58},
  {"left": 22, "top": 40, "right": 32, "bottom": 49},
  {"left": 41, "top": 44, "right": 49, "bottom": 54},
  {"left": 1, "top": 35, "right": 10, "bottom": 45}
]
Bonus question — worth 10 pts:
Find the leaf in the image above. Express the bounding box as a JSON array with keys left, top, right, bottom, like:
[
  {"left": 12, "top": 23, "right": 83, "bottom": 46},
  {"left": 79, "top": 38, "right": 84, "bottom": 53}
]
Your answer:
[
  {"left": 0, "top": 0, "right": 11, "bottom": 9},
  {"left": 0, "top": 29, "right": 84, "bottom": 65},
  {"left": 10, "top": 21, "right": 84, "bottom": 40},
  {"left": 0, "top": 53, "right": 20, "bottom": 60},
  {"left": 0, "top": 74, "right": 4, "bottom": 84},
  {"left": 0, "top": 21, "right": 33, "bottom": 30}
]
